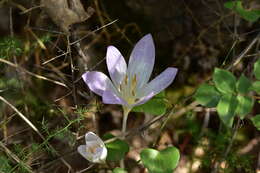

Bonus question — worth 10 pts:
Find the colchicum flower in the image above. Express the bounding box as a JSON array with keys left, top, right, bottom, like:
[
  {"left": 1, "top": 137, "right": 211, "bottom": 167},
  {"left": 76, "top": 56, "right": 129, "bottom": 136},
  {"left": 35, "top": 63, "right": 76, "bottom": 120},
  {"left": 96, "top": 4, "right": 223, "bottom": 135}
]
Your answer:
[
  {"left": 82, "top": 34, "right": 178, "bottom": 108},
  {"left": 77, "top": 132, "right": 107, "bottom": 163}
]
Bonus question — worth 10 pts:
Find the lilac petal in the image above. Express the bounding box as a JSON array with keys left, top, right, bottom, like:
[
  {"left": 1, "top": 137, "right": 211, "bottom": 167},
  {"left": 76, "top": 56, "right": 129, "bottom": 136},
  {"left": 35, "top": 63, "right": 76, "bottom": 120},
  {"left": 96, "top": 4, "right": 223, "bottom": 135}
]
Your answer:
[
  {"left": 92, "top": 147, "right": 107, "bottom": 163},
  {"left": 106, "top": 46, "right": 127, "bottom": 87},
  {"left": 132, "top": 92, "right": 155, "bottom": 107},
  {"left": 77, "top": 145, "right": 89, "bottom": 160},
  {"left": 128, "top": 34, "right": 155, "bottom": 88},
  {"left": 102, "top": 90, "right": 127, "bottom": 105},
  {"left": 144, "top": 67, "right": 178, "bottom": 96},
  {"left": 85, "top": 132, "right": 103, "bottom": 143},
  {"left": 82, "top": 71, "right": 115, "bottom": 96}
]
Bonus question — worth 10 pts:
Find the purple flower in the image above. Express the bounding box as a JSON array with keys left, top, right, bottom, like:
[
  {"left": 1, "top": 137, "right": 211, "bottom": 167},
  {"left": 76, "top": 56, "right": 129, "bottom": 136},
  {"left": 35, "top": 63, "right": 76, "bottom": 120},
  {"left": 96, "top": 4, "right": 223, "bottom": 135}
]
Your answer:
[{"left": 82, "top": 34, "right": 178, "bottom": 108}]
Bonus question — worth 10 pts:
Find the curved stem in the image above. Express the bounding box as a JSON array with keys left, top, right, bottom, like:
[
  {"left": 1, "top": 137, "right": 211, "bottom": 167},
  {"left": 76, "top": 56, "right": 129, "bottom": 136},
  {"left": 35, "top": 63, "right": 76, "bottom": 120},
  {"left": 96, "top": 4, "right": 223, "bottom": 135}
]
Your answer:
[
  {"left": 122, "top": 106, "right": 131, "bottom": 138},
  {"left": 120, "top": 106, "right": 131, "bottom": 169}
]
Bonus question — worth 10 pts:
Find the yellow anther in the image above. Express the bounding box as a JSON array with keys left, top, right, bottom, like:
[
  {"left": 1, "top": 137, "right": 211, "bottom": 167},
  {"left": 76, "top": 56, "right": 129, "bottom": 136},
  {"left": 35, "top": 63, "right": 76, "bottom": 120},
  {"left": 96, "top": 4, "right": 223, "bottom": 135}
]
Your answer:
[
  {"left": 124, "top": 75, "right": 128, "bottom": 85},
  {"left": 87, "top": 144, "right": 99, "bottom": 154},
  {"left": 131, "top": 90, "right": 136, "bottom": 96},
  {"left": 132, "top": 74, "right": 137, "bottom": 89},
  {"left": 130, "top": 74, "right": 137, "bottom": 96},
  {"left": 119, "top": 84, "right": 122, "bottom": 92}
]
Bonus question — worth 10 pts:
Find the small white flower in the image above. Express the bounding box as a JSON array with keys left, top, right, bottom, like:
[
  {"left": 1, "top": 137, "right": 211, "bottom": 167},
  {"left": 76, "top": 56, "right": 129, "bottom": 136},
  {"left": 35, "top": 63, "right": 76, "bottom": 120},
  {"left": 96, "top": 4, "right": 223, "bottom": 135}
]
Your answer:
[{"left": 77, "top": 132, "right": 107, "bottom": 163}]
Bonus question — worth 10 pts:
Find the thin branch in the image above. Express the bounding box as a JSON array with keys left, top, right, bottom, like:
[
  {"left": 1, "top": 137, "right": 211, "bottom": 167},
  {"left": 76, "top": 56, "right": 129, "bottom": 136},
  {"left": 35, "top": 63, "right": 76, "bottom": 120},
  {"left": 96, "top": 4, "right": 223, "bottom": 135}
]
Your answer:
[
  {"left": 0, "top": 58, "right": 68, "bottom": 88},
  {"left": 67, "top": 35, "right": 78, "bottom": 107},
  {"left": 19, "top": 5, "right": 43, "bottom": 14},
  {"left": 227, "top": 32, "right": 260, "bottom": 70},
  {"left": 69, "top": 19, "right": 118, "bottom": 45},
  {"left": 238, "top": 137, "right": 260, "bottom": 154},
  {"left": 76, "top": 164, "right": 94, "bottom": 173},
  {"left": 103, "top": 101, "right": 199, "bottom": 144},
  {"left": 257, "top": 150, "right": 260, "bottom": 173},
  {"left": 199, "top": 108, "right": 210, "bottom": 137},
  {"left": 0, "top": 95, "right": 45, "bottom": 140},
  {"left": 42, "top": 52, "right": 70, "bottom": 65},
  {"left": 29, "top": 26, "right": 66, "bottom": 35}
]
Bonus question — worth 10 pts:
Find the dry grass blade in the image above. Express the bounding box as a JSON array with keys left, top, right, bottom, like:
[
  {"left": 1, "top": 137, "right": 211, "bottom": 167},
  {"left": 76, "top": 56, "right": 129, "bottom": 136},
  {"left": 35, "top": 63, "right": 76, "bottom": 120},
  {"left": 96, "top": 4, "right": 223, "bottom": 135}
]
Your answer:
[
  {"left": 0, "top": 96, "right": 73, "bottom": 171},
  {"left": 27, "top": 28, "right": 47, "bottom": 50},
  {"left": 76, "top": 164, "right": 94, "bottom": 173},
  {"left": 0, "top": 58, "right": 68, "bottom": 88},
  {"left": 0, "top": 95, "right": 45, "bottom": 140},
  {"left": 0, "top": 141, "right": 34, "bottom": 173},
  {"left": 228, "top": 33, "right": 260, "bottom": 69},
  {"left": 20, "top": 5, "right": 43, "bottom": 14},
  {"left": 70, "top": 19, "right": 118, "bottom": 45},
  {"left": 42, "top": 52, "right": 70, "bottom": 65}
]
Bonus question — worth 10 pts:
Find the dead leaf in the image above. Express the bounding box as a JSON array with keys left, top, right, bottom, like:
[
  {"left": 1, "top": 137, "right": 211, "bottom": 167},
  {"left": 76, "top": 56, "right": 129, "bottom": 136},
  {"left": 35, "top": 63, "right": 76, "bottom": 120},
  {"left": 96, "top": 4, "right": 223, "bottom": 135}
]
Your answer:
[{"left": 41, "top": 0, "right": 94, "bottom": 32}]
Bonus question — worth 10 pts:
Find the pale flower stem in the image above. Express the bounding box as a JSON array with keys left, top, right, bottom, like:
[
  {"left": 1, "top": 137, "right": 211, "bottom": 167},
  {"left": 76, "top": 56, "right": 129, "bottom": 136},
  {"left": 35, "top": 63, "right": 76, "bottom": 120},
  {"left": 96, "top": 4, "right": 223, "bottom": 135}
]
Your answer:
[
  {"left": 122, "top": 106, "right": 131, "bottom": 138},
  {"left": 120, "top": 106, "right": 131, "bottom": 169},
  {"left": 120, "top": 159, "right": 125, "bottom": 169}
]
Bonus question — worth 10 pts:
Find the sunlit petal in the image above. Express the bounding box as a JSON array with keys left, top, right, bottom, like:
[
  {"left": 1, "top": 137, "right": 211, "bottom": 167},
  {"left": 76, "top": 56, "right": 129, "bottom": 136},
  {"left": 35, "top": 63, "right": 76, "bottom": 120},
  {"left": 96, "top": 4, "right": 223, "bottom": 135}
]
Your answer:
[
  {"left": 106, "top": 46, "right": 127, "bottom": 87},
  {"left": 128, "top": 34, "right": 155, "bottom": 88},
  {"left": 77, "top": 145, "right": 89, "bottom": 160},
  {"left": 132, "top": 92, "right": 155, "bottom": 107},
  {"left": 102, "top": 90, "right": 127, "bottom": 105},
  {"left": 85, "top": 132, "right": 103, "bottom": 143},
  {"left": 144, "top": 67, "right": 178, "bottom": 96},
  {"left": 82, "top": 71, "right": 115, "bottom": 96},
  {"left": 93, "top": 147, "right": 107, "bottom": 163}
]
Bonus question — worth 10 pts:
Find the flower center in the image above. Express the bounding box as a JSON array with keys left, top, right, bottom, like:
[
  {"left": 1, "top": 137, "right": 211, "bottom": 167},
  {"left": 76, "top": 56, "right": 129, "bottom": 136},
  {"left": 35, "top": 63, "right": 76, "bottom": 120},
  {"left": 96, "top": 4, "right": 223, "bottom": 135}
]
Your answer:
[
  {"left": 87, "top": 144, "right": 101, "bottom": 154},
  {"left": 118, "top": 74, "right": 138, "bottom": 104}
]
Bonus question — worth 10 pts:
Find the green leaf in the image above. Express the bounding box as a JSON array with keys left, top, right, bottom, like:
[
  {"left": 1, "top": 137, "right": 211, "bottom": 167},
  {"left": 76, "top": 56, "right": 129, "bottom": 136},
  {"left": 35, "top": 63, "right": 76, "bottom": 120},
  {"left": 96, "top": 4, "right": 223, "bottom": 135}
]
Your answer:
[
  {"left": 194, "top": 83, "right": 221, "bottom": 107},
  {"left": 250, "top": 115, "right": 260, "bottom": 130},
  {"left": 217, "top": 94, "right": 238, "bottom": 128},
  {"left": 224, "top": 1, "right": 260, "bottom": 22},
  {"left": 0, "top": 155, "right": 12, "bottom": 172},
  {"left": 112, "top": 168, "right": 127, "bottom": 173},
  {"left": 251, "top": 81, "right": 260, "bottom": 94},
  {"left": 140, "top": 147, "right": 180, "bottom": 173},
  {"left": 103, "top": 134, "right": 129, "bottom": 162},
  {"left": 0, "top": 37, "right": 22, "bottom": 59},
  {"left": 132, "top": 92, "right": 167, "bottom": 115},
  {"left": 236, "top": 74, "right": 251, "bottom": 94},
  {"left": 254, "top": 58, "right": 260, "bottom": 80},
  {"left": 235, "top": 95, "right": 254, "bottom": 119},
  {"left": 213, "top": 68, "right": 236, "bottom": 94}
]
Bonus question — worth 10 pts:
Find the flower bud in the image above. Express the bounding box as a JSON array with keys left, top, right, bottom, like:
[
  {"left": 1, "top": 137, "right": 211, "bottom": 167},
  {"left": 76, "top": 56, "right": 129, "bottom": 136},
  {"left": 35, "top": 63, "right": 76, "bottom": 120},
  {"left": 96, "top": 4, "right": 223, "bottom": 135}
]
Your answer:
[{"left": 77, "top": 132, "right": 107, "bottom": 163}]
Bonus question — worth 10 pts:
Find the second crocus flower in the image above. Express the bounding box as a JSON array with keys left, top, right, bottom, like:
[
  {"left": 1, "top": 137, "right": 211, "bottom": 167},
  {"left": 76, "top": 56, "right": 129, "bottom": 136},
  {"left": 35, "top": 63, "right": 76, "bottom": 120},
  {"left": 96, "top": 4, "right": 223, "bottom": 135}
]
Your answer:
[{"left": 77, "top": 132, "right": 107, "bottom": 163}]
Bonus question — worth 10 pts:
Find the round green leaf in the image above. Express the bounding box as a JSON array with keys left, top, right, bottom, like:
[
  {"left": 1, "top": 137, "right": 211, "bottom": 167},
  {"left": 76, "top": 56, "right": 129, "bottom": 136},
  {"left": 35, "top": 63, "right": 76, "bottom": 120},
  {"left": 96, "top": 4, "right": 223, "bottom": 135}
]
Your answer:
[
  {"left": 254, "top": 58, "right": 260, "bottom": 80},
  {"left": 140, "top": 147, "right": 180, "bottom": 173},
  {"left": 213, "top": 68, "right": 236, "bottom": 94},
  {"left": 251, "top": 81, "right": 260, "bottom": 94},
  {"left": 103, "top": 134, "right": 129, "bottom": 162},
  {"left": 112, "top": 168, "right": 127, "bottom": 173},
  {"left": 132, "top": 92, "right": 166, "bottom": 115},
  {"left": 194, "top": 83, "right": 221, "bottom": 107},
  {"left": 224, "top": 1, "right": 260, "bottom": 22},
  {"left": 236, "top": 95, "right": 254, "bottom": 119},
  {"left": 250, "top": 115, "right": 260, "bottom": 130},
  {"left": 217, "top": 94, "right": 238, "bottom": 128},
  {"left": 236, "top": 74, "right": 251, "bottom": 94}
]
